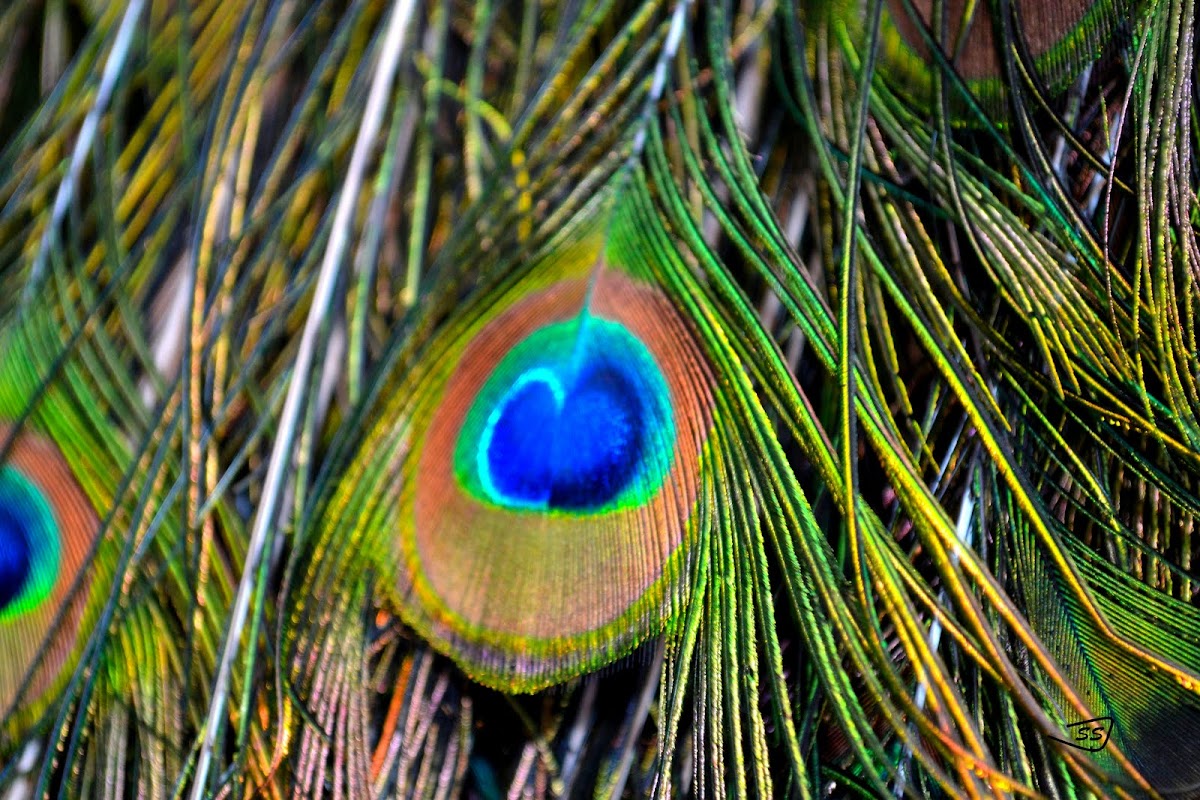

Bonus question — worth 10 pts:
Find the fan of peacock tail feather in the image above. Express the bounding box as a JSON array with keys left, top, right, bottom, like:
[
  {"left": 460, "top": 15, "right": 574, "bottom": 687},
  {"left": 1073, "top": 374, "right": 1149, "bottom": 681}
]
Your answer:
[{"left": 0, "top": 0, "right": 1199, "bottom": 798}]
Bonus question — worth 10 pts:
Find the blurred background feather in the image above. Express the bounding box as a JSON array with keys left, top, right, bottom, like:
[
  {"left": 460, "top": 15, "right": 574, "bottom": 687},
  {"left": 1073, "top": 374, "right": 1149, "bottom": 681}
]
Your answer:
[{"left": 0, "top": 0, "right": 1198, "bottom": 798}]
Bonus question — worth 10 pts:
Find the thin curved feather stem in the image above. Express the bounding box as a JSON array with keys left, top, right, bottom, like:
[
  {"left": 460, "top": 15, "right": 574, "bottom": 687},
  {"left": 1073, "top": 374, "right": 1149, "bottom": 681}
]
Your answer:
[
  {"left": 190, "top": 1, "right": 418, "bottom": 796},
  {"left": 23, "top": 0, "right": 146, "bottom": 304}
]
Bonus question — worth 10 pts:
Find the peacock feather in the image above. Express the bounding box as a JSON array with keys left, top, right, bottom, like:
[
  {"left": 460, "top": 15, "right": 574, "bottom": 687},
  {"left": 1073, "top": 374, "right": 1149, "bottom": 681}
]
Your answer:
[
  {"left": 1, "top": 0, "right": 1199, "bottom": 798},
  {"left": 0, "top": 421, "right": 98, "bottom": 728},
  {"left": 364, "top": 189, "right": 713, "bottom": 690}
]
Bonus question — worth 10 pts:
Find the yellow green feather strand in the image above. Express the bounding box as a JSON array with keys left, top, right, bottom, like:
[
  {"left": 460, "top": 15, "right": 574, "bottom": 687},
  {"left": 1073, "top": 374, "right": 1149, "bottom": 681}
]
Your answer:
[{"left": 830, "top": 0, "right": 1147, "bottom": 121}]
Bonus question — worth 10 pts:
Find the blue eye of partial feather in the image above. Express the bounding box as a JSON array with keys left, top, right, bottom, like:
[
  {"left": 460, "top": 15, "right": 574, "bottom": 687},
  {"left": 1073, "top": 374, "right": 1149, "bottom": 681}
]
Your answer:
[
  {"left": 0, "top": 467, "right": 62, "bottom": 621},
  {"left": 480, "top": 363, "right": 645, "bottom": 511},
  {"left": 0, "top": 507, "right": 33, "bottom": 612}
]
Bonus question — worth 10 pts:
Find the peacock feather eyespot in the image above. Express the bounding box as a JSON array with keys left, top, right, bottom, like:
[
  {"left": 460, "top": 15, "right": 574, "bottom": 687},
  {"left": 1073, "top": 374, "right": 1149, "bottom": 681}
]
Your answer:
[
  {"left": 390, "top": 233, "right": 715, "bottom": 693},
  {"left": 0, "top": 425, "right": 98, "bottom": 721},
  {"left": 0, "top": 467, "right": 61, "bottom": 622}
]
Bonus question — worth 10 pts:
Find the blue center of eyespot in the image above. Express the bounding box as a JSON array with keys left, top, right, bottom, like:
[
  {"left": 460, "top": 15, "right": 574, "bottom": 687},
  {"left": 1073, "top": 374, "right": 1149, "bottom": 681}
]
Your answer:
[
  {"left": 0, "top": 507, "right": 32, "bottom": 611},
  {"left": 479, "top": 362, "right": 645, "bottom": 510},
  {"left": 0, "top": 466, "right": 61, "bottom": 620},
  {"left": 457, "top": 316, "right": 674, "bottom": 514}
]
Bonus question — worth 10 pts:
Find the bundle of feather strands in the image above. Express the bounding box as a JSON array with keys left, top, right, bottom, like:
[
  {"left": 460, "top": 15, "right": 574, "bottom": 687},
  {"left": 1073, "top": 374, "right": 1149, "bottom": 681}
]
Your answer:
[{"left": 0, "top": 0, "right": 1199, "bottom": 797}]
